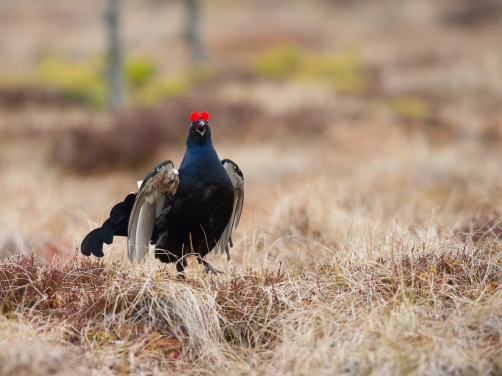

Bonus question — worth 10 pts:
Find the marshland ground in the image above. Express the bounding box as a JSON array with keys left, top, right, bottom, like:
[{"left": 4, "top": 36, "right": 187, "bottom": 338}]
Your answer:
[{"left": 1, "top": 1, "right": 502, "bottom": 375}]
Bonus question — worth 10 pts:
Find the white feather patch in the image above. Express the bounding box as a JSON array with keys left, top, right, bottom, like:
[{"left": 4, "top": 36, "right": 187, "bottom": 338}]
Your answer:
[
  {"left": 214, "top": 160, "right": 244, "bottom": 257},
  {"left": 128, "top": 161, "right": 179, "bottom": 264}
]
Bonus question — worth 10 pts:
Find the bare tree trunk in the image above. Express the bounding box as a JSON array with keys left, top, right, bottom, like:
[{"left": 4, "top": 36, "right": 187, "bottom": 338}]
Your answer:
[
  {"left": 185, "top": 0, "right": 206, "bottom": 64},
  {"left": 106, "top": 0, "right": 124, "bottom": 109}
]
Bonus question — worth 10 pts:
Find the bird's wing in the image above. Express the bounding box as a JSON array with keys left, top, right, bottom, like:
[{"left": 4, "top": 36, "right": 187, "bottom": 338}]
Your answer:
[
  {"left": 215, "top": 159, "right": 244, "bottom": 259},
  {"left": 127, "top": 160, "right": 179, "bottom": 263}
]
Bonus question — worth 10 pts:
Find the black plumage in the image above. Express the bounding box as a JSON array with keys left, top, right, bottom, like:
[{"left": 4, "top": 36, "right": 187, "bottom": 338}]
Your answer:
[
  {"left": 81, "top": 192, "right": 135, "bottom": 257},
  {"left": 81, "top": 111, "right": 244, "bottom": 275}
]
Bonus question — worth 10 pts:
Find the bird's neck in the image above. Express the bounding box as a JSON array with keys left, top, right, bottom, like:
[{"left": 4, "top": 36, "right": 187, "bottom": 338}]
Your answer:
[{"left": 179, "top": 139, "right": 221, "bottom": 171}]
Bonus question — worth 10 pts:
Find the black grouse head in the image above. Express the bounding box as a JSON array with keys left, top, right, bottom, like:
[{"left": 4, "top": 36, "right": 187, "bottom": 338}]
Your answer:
[{"left": 188, "top": 111, "right": 212, "bottom": 145}]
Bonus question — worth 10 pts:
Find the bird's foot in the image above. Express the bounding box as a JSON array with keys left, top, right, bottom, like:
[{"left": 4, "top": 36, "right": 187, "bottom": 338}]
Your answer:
[{"left": 204, "top": 264, "right": 223, "bottom": 276}]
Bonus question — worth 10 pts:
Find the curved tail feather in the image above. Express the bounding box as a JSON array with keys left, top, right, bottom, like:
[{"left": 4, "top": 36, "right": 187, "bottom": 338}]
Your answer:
[
  {"left": 81, "top": 228, "right": 105, "bottom": 257},
  {"left": 80, "top": 192, "right": 136, "bottom": 258}
]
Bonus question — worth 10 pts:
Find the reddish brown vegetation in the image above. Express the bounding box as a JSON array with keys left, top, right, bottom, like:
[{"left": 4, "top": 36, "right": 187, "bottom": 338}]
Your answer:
[
  {"left": 458, "top": 212, "right": 502, "bottom": 243},
  {"left": 51, "top": 95, "right": 333, "bottom": 173},
  {"left": 0, "top": 86, "right": 80, "bottom": 108}
]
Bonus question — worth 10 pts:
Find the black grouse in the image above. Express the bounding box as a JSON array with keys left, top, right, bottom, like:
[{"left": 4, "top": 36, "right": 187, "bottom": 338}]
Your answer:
[{"left": 81, "top": 111, "right": 244, "bottom": 274}]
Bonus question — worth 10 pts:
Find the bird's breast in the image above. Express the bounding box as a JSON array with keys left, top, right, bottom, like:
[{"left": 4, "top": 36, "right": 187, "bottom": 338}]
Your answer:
[{"left": 171, "top": 180, "right": 233, "bottom": 221}]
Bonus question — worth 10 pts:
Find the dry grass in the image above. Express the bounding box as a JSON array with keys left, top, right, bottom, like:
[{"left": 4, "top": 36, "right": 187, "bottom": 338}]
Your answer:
[
  {"left": 1, "top": 0, "right": 502, "bottom": 374},
  {"left": 1, "top": 225, "right": 502, "bottom": 375}
]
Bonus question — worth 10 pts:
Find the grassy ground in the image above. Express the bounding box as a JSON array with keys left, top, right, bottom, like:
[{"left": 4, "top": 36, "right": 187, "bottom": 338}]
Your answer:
[
  {"left": 2, "top": 234, "right": 502, "bottom": 375},
  {"left": 1, "top": 0, "right": 502, "bottom": 374}
]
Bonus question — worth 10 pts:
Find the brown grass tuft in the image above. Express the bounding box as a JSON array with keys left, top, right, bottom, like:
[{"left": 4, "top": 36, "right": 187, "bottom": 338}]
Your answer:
[
  {"left": 458, "top": 212, "right": 502, "bottom": 243},
  {"left": 1, "top": 230, "right": 502, "bottom": 374}
]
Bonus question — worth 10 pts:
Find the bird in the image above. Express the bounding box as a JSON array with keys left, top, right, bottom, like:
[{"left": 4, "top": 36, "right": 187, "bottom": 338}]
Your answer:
[{"left": 81, "top": 110, "right": 244, "bottom": 275}]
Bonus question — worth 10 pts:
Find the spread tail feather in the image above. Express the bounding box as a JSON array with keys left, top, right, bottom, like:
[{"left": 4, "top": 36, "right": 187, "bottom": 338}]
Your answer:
[
  {"left": 81, "top": 228, "right": 104, "bottom": 257},
  {"left": 81, "top": 192, "right": 136, "bottom": 258}
]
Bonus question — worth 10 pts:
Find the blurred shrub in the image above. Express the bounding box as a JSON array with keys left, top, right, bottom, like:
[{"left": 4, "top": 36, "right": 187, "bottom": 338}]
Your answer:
[
  {"left": 37, "top": 56, "right": 108, "bottom": 108},
  {"left": 375, "top": 97, "right": 430, "bottom": 122},
  {"left": 0, "top": 85, "right": 72, "bottom": 107},
  {"left": 392, "top": 98, "right": 429, "bottom": 120},
  {"left": 132, "top": 77, "right": 190, "bottom": 106},
  {"left": 124, "top": 56, "right": 193, "bottom": 105},
  {"left": 53, "top": 99, "right": 258, "bottom": 173},
  {"left": 125, "top": 56, "right": 157, "bottom": 88},
  {"left": 390, "top": 98, "right": 430, "bottom": 121},
  {"left": 302, "top": 50, "right": 364, "bottom": 94},
  {"left": 188, "top": 65, "right": 215, "bottom": 84},
  {"left": 442, "top": 0, "right": 502, "bottom": 26},
  {"left": 255, "top": 45, "right": 304, "bottom": 79},
  {"left": 0, "top": 55, "right": 193, "bottom": 108},
  {"left": 54, "top": 106, "right": 182, "bottom": 173},
  {"left": 52, "top": 94, "right": 331, "bottom": 174},
  {"left": 254, "top": 45, "right": 365, "bottom": 94}
]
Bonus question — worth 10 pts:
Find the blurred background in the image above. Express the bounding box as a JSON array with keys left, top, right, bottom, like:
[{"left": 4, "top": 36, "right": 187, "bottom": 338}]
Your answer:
[{"left": 0, "top": 0, "right": 501, "bottom": 264}]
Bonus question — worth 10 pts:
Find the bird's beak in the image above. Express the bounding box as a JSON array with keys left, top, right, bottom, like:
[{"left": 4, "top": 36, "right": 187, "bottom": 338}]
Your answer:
[{"left": 196, "top": 120, "right": 207, "bottom": 136}]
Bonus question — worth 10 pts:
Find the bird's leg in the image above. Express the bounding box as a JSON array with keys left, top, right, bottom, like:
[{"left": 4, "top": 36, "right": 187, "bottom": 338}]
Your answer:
[
  {"left": 174, "top": 243, "right": 188, "bottom": 280},
  {"left": 198, "top": 257, "right": 223, "bottom": 275},
  {"left": 175, "top": 257, "right": 188, "bottom": 280},
  {"left": 225, "top": 237, "right": 233, "bottom": 261}
]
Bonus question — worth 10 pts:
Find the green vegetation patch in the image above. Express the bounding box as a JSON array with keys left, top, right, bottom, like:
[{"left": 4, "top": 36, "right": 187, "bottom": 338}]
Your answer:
[
  {"left": 375, "top": 97, "right": 431, "bottom": 121},
  {"left": 37, "top": 56, "right": 108, "bottom": 108},
  {"left": 255, "top": 44, "right": 365, "bottom": 94},
  {"left": 255, "top": 45, "right": 304, "bottom": 79},
  {"left": 31, "top": 55, "right": 194, "bottom": 108},
  {"left": 125, "top": 56, "right": 158, "bottom": 88}
]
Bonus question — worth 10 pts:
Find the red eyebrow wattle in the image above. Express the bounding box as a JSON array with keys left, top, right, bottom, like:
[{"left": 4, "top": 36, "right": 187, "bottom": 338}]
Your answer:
[
  {"left": 190, "top": 111, "right": 201, "bottom": 122},
  {"left": 200, "top": 111, "right": 210, "bottom": 121}
]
